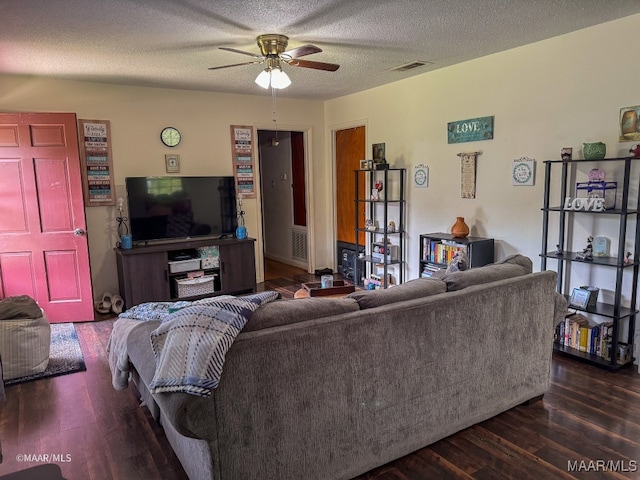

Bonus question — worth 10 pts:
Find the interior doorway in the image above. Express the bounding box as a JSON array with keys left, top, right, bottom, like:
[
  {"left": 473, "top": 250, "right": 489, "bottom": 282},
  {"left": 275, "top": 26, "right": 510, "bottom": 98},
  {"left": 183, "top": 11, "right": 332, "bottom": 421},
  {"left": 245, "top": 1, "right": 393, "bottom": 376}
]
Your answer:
[{"left": 257, "top": 130, "right": 309, "bottom": 278}]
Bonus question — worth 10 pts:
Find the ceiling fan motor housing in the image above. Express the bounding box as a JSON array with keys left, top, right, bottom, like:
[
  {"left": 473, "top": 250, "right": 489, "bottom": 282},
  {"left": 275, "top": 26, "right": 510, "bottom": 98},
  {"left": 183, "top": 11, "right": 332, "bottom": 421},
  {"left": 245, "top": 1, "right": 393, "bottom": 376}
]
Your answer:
[{"left": 257, "top": 34, "right": 289, "bottom": 56}]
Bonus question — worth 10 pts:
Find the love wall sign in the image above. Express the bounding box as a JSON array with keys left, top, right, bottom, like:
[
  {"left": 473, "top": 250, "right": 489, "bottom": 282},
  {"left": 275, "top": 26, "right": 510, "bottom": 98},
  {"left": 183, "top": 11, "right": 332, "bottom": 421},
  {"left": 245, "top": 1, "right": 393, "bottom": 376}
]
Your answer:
[{"left": 447, "top": 116, "right": 494, "bottom": 144}]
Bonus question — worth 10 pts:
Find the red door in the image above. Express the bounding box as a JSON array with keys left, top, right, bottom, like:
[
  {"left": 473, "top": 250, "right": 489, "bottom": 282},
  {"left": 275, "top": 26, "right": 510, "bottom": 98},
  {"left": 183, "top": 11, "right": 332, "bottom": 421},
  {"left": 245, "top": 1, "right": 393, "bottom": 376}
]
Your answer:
[{"left": 0, "top": 112, "right": 94, "bottom": 322}]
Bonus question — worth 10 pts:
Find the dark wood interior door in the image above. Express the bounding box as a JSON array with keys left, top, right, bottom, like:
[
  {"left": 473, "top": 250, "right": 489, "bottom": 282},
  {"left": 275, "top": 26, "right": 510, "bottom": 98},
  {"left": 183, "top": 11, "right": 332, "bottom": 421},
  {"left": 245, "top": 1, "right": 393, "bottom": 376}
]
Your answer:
[{"left": 335, "top": 126, "right": 365, "bottom": 245}]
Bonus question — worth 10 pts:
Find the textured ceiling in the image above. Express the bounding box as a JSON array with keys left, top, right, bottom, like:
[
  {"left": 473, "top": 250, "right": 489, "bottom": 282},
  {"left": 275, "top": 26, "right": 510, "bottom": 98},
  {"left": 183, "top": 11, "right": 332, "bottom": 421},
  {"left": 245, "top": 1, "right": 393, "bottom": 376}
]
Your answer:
[{"left": 1, "top": 0, "right": 639, "bottom": 100}]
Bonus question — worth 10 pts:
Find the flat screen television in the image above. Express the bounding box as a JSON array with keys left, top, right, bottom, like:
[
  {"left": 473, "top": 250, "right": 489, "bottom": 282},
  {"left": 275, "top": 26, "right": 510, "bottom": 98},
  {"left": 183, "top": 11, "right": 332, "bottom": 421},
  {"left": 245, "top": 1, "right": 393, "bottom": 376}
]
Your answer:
[{"left": 125, "top": 176, "right": 237, "bottom": 243}]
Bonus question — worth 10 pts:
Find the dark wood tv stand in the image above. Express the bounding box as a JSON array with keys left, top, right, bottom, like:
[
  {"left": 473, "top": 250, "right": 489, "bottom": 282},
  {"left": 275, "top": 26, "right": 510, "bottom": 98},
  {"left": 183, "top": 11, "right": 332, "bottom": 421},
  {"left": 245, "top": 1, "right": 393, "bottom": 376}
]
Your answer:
[{"left": 115, "top": 237, "right": 256, "bottom": 309}]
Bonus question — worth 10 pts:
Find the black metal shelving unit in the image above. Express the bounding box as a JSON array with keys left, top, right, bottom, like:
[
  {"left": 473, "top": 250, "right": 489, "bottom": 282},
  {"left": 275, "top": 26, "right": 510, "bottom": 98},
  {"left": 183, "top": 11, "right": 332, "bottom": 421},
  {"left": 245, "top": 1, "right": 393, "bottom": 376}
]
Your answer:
[
  {"left": 541, "top": 156, "right": 640, "bottom": 370},
  {"left": 354, "top": 168, "right": 405, "bottom": 289}
]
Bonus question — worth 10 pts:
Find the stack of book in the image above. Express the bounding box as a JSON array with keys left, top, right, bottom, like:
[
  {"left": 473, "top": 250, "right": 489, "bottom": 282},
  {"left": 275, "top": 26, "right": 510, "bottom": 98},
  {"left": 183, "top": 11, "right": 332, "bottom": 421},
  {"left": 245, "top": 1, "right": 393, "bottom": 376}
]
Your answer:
[
  {"left": 422, "top": 238, "right": 465, "bottom": 266},
  {"left": 421, "top": 263, "right": 443, "bottom": 278},
  {"left": 555, "top": 313, "right": 614, "bottom": 360}
]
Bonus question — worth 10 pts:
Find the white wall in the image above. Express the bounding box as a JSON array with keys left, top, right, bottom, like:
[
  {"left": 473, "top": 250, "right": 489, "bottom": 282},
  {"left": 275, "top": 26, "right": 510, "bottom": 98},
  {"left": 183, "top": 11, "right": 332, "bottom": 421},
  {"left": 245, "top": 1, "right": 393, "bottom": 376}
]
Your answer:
[
  {"left": 325, "top": 14, "right": 640, "bottom": 285},
  {"left": 0, "top": 77, "right": 328, "bottom": 300},
  {"left": 325, "top": 14, "right": 640, "bottom": 363}
]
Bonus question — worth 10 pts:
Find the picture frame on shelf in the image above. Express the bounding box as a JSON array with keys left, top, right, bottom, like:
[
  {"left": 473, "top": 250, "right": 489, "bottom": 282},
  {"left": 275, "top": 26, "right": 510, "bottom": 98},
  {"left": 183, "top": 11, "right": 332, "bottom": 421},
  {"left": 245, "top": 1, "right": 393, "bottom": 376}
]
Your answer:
[
  {"left": 592, "top": 236, "right": 610, "bottom": 257},
  {"left": 568, "top": 287, "right": 591, "bottom": 309},
  {"left": 619, "top": 105, "right": 640, "bottom": 142},
  {"left": 359, "top": 159, "right": 372, "bottom": 170},
  {"left": 165, "top": 154, "right": 180, "bottom": 173},
  {"left": 372, "top": 143, "right": 385, "bottom": 164}
]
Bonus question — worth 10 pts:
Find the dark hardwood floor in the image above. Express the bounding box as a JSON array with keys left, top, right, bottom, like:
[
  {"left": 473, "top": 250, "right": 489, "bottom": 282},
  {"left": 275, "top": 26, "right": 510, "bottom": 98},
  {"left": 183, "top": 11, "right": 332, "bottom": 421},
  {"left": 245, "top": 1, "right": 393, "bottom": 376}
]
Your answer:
[{"left": 1, "top": 260, "right": 640, "bottom": 479}]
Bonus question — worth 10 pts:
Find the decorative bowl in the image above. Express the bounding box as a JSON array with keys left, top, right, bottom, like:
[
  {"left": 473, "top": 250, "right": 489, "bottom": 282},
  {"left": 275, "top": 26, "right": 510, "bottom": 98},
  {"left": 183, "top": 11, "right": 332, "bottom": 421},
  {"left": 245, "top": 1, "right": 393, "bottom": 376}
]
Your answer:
[{"left": 583, "top": 142, "right": 606, "bottom": 160}]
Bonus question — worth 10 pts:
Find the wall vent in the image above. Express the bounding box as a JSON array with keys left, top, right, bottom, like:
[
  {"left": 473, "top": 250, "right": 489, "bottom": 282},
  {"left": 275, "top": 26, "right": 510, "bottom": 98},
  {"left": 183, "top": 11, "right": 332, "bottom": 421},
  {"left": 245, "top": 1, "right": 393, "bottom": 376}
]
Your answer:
[
  {"left": 291, "top": 227, "right": 308, "bottom": 262},
  {"left": 389, "top": 61, "right": 433, "bottom": 72}
]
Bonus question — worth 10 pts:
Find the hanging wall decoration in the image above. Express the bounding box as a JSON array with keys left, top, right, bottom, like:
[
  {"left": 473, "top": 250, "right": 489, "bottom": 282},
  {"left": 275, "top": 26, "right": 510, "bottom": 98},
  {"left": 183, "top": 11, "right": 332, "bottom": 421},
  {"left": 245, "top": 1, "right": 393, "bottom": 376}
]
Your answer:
[
  {"left": 230, "top": 125, "right": 256, "bottom": 198},
  {"left": 619, "top": 105, "right": 640, "bottom": 142},
  {"left": 458, "top": 152, "right": 479, "bottom": 199},
  {"left": 447, "top": 116, "right": 494, "bottom": 144},
  {"left": 512, "top": 157, "right": 535, "bottom": 186},
  {"left": 413, "top": 164, "right": 429, "bottom": 188},
  {"left": 77, "top": 119, "right": 116, "bottom": 206}
]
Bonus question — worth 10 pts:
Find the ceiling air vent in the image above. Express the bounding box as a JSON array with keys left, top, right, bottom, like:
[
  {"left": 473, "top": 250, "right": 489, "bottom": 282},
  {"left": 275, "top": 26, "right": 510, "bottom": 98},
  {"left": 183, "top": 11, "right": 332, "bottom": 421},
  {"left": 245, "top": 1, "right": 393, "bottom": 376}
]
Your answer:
[{"left": 389, "top": 61, "right": 433, "bottom": 72}]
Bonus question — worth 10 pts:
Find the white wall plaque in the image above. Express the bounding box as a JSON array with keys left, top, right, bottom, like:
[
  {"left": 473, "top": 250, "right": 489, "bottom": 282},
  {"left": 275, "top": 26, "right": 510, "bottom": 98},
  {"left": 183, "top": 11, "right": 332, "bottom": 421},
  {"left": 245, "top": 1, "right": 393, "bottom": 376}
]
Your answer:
[{"left": 512, "top": 157, "right": 535, "bottom": 186}]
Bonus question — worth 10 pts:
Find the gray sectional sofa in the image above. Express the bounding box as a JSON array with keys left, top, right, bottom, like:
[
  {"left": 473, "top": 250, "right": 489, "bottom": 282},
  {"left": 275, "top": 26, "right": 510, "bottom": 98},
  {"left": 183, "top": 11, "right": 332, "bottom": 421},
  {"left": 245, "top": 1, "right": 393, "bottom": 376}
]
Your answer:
[{"left": 118, "top": 255, "right": 566, "bottom": 480}]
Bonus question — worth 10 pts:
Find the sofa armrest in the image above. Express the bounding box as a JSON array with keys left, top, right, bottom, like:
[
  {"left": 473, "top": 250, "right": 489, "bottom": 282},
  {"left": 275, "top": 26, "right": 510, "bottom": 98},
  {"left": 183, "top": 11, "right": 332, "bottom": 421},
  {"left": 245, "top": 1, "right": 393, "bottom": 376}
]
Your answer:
[
  {"left": 127, "top": 320, "right": 218, "bottom": 441},
  {"left": 553, "top": 292, "right": 568, "bottom": 328}
]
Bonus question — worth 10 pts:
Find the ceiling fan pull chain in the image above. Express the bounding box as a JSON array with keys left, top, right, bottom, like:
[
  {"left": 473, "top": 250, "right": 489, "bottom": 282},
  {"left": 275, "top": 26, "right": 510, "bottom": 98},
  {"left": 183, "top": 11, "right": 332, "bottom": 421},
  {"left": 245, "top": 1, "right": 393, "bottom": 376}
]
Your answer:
[{"left": 271, "top": 86, "right": 279, "bottom": 145}]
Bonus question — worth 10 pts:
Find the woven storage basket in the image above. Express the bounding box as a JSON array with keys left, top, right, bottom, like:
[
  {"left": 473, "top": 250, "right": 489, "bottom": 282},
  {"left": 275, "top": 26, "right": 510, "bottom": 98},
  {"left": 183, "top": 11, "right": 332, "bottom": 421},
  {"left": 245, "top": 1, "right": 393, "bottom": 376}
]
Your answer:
[{"left": 176, "top": 275, "right": 216, "bottom": 298}]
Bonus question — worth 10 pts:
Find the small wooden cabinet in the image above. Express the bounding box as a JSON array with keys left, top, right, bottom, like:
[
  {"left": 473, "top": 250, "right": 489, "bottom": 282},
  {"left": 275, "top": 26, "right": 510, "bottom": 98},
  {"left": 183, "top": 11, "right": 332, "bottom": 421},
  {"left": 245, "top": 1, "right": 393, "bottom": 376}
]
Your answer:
[{"left": 115, "top": 237, "right": 256, "bottom": 309}]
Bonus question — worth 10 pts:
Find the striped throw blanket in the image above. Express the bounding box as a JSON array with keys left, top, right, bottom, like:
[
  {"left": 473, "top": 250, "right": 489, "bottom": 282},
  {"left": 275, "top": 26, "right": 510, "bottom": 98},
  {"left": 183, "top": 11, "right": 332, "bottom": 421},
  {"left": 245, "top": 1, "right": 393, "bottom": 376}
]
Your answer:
[{"left": 148, "top": 291, "right": 280, "bottom": 397}]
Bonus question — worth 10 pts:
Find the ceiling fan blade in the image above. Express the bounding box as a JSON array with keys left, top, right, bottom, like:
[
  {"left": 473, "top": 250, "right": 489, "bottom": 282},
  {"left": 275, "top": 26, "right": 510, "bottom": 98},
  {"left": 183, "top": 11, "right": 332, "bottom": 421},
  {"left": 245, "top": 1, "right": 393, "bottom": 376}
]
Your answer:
[
  {"left": 208, "top": 60, "right": 264, "bottom": 71},
  {"left": 288, "top": 59, "right": 340, "bottom": 72},
  {"left": 282, "top": 44, "right": 322, "bottom": 58},
  {"left": 219, "top": 47, "right": 263, "bottom": 59}
]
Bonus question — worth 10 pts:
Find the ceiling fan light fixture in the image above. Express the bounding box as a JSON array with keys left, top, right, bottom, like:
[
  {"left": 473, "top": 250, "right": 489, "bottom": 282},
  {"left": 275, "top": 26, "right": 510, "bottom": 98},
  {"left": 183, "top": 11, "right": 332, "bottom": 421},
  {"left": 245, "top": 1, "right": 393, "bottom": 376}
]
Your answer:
[
  {"left": 270, "top": 68, "right": 291, "bottom": 89},
  {"left": 255, "top": 69, "right": 271, "bottom": 89}
]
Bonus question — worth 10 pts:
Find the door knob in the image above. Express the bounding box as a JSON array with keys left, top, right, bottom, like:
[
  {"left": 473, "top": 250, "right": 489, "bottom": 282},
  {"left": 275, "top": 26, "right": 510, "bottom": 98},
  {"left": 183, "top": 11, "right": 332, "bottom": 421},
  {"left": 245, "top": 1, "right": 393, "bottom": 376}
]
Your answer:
[{"left": 74, "top": 228, "right": 86, "bottom": 236}]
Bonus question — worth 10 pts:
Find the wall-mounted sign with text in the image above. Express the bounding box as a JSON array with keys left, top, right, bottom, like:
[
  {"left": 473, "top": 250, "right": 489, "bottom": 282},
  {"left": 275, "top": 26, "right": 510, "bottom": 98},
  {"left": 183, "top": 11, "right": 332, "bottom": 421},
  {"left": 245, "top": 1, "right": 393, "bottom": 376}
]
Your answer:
[
  {"left": 230, "top": 125, "right": 256, "bottom": 199},
  {"left": 447, "top": 116, "right": 494, "bottom": 144},
  {"left": 77, "top": 119, "right": 116, "bottom": 206}
]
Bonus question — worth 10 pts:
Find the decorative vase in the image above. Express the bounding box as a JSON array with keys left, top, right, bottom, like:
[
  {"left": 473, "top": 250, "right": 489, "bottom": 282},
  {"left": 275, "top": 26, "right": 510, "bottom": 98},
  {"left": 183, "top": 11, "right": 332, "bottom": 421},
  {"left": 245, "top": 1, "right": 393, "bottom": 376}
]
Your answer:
[
  {"left": 451, "top": 217, "right": 470, "bottom": 238},
  {"left": 583, "top": 142, "right": 606, "bottom": 160}
]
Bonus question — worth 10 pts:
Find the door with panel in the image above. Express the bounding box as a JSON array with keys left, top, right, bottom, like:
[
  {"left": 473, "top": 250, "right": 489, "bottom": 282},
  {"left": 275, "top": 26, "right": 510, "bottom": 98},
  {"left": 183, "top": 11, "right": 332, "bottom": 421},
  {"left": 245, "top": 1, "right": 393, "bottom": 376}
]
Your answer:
[
  {"left": 335, "top": 126, "right": 366, "bottom": 246},
  {"left": 0, "top": 112, "right": 94, "bottom": 322}
]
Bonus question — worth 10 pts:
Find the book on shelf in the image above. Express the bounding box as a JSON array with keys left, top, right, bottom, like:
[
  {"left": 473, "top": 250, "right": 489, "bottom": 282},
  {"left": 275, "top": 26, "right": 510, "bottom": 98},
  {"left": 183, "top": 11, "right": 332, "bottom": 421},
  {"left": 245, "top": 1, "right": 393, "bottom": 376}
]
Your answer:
[
  {"left": 421, "top": 237, "right": 466, "bottom": 266},
  {"left": 421, "top": 262, "right": 443, "bottom": 278},
  {"left": 556, "top": 312, "right": 613, "bottom": 358}
]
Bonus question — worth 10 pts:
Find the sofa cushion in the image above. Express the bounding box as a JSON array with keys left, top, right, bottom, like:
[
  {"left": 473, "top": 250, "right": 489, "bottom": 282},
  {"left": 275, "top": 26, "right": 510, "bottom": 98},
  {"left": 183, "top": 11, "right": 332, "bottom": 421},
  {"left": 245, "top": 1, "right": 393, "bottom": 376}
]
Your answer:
[
  {"left": 346, "top": 277, "right": 447, "bottom": 309},
  {"left": 243, "top": 297, "right": 360, "bottom": 332},
  {"left": 442, "top": 254, "right": 533, "bottom": 291}
]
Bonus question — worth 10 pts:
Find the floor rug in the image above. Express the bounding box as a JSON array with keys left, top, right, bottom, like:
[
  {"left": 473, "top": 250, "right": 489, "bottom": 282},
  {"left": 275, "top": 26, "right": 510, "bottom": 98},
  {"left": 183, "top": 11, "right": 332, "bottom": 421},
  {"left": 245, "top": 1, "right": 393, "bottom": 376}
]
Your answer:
[{"left": 4, "top": 323, "right": 86, "bottom": 386}]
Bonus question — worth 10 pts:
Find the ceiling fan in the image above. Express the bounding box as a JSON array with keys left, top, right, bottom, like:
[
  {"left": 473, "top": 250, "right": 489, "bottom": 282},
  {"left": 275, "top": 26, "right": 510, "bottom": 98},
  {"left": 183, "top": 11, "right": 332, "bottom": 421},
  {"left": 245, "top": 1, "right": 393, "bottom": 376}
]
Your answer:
[{"left": 208, "top": 34, "right": 340, "bottom": 89}]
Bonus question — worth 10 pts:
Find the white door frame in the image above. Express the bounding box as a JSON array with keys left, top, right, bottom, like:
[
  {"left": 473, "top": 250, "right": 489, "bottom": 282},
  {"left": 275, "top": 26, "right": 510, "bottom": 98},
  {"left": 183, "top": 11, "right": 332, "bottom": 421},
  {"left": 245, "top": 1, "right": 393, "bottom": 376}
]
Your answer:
[{"left": 253, "top": 123, "right": 315, "bottom": 279}]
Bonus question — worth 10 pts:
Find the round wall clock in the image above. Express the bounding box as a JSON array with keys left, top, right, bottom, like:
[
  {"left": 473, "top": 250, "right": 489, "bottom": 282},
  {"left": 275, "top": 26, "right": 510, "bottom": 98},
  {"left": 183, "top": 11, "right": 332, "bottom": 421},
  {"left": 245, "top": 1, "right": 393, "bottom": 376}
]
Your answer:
[{"left": 160, "top": 127, "right": 181, "bottom": 147}]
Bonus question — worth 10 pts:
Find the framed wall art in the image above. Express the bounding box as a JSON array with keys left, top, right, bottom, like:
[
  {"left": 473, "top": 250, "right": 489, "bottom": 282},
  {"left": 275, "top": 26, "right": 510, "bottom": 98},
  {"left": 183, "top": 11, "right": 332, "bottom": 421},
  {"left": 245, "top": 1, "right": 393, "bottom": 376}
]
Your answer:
[
  {"left": 77, "top": 118, "right": 116, "bottom": 206},
  {"left": 165, "top": 154, "right": 180, "bottom": 173},
  {"left": 413, "top": 164, "right": 429, "bottom": 188},
  {"left": 447, "top": 116, "right": 494, "bottom": 144},
  {"left": 619, "top": 105, "right": 640, "bottom": 142},
  {"left": 230, "top": 125, "right": 256, "bottom": 198},
  {"left": 512, "top": 157, "right": 535, "bottom": 186}
]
